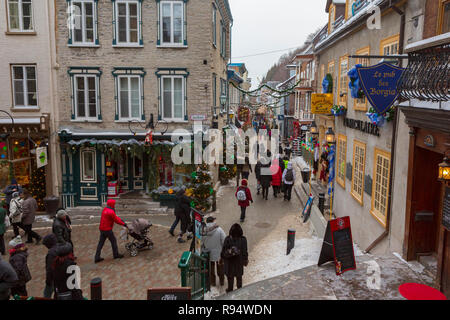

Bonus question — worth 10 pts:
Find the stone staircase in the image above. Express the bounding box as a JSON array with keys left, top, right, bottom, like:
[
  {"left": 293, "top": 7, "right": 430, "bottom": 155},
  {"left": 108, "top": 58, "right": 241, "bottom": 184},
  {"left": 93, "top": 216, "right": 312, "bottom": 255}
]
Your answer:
[{"left": 115, "top": 198, "right": 174, "bottom": 215}]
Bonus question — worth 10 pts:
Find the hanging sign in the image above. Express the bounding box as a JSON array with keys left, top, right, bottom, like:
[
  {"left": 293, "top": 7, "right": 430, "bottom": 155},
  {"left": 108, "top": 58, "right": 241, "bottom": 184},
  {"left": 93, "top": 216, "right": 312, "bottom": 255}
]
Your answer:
[
  {"left": 36, "top": 147, "right": 47, "bottom": 168},
  {"left": 318, "top": 216, "right": 356, "bottom": 275},
  {"left": 357, "top": 62, "right": 405, "bottom": 115},
  {"left": 311, "top": 93, "right": 333, "bottom": 114}
]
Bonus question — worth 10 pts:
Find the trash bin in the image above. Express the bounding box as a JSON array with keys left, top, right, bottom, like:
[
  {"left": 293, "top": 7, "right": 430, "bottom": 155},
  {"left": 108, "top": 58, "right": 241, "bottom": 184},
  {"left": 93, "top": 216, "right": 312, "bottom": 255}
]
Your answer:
[
  {"left": 43, "top": 196, "right": 60, "bottom": 217},
  {"left": 301, "top": 169, "right": 311, "bottom": 183}
]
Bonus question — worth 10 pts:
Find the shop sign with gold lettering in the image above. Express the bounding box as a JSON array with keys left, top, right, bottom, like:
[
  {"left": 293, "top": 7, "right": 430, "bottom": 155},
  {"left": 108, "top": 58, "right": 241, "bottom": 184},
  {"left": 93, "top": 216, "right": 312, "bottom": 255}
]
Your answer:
[
  {"left": 311, "top": 93, "right": 333, "bottom": 114},
  {"left": 357, "top": 62, "right": 405, "bottom": 114}
]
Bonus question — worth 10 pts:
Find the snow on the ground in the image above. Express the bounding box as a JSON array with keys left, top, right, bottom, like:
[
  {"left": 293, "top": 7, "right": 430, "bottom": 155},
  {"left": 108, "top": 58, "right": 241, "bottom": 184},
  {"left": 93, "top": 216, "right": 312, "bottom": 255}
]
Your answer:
[
  {"left": 245, "top": 237, "right": 323, "bottom": 284},
  {"left": 35, "top": 215, "right": 53, "bottom": 223},
  {"left": 392, "top": 252, "right": 425, "bottom": 274},
  {"left": 293, "top": 156, "right": 310, "bottom": 170}
]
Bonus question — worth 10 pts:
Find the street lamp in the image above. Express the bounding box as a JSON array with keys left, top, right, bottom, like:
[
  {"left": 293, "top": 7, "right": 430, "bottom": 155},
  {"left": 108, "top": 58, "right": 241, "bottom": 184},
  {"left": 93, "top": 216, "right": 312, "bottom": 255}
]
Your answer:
[
  {"left": 220, "top": 95, "right": 227, "bottom": 107},
  {"left": 438, "top": 155, "right": 450, "bottom": 182},
  {"left": 310, "top": 121, "right": 318, "bottom": 135},
  {"left": 325, "top": 127, "right": 336, "bottom": 144}
]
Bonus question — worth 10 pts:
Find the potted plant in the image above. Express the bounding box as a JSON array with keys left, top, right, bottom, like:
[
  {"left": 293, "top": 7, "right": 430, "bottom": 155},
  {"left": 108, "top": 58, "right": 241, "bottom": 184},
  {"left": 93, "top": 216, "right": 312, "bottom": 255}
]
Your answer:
[{"left": 331, "top": 105, "right": 347, "bottom": 116}]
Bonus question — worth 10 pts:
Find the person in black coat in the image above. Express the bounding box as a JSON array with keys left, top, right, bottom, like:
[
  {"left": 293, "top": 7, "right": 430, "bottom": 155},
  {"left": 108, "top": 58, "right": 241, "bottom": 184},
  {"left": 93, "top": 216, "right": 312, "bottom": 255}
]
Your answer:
[
  {"left": 221, "top": 223, "right": 248, "bottom": 293},
  {"left": 174, "top": 189, "right": 192, "bottom": 243},
  {"left": 259, "top": 152, "right": 272, "bottom": 200},
  {"left": 255, "top": 161, "right": 262, "bottom": 195},
  {"left": 42, "top": 233, "right": 58, "bottom": 298},
  {"left": 52, "top": 209, "right": 73, "bottom": 248},
  {"left": 52, "top": 243, "right": 83, "bottom": 300}
]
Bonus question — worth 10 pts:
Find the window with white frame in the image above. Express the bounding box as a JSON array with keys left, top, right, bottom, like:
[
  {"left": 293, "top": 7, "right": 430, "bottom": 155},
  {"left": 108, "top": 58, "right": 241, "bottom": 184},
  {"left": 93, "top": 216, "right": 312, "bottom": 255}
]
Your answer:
[
  {"left": 160, "top": 1, "right": 184, "bottom": 45},
  {"left": 74, "top": 75, "right": 99, "bottom": 120},
  {"left": 81, "top": 148, "right": 96, "bottom": 182},
  {"left": 162, "top": 76, "right": 185, "bottom": 120},
  {"left": 69, "top": 0, "right": 97, "bottom": 45},
  {"left": 11, "top": 65, "right": 38, "bottom": 108},
  {"left": 212, "top": 4, "right": 217, "bottom": 47},
  {"left": 114, "top": 0, "right": 140, "bottom": 45},
  {"left": 118, "top": 76, "right": 142, "bottom": 120},
  {"left": 7, "top": 0, "right": 33, "bottom": 32}
]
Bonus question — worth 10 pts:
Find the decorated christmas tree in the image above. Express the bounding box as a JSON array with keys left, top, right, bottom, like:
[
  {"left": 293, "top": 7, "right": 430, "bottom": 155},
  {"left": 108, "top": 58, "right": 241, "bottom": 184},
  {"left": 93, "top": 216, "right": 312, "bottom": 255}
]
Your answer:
[
  {"left": 29, "top": 166, "right": 46, "bottom": 211},
  {"left": 189, "top": 163, "right": 214, "bottom": 212}
]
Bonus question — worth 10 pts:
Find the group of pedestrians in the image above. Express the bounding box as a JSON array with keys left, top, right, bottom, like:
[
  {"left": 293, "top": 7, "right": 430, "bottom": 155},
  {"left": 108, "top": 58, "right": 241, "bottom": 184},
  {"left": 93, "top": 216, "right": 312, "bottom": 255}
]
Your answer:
[{"left": 202, "top": 217, "right": 248, "bottom": 293}]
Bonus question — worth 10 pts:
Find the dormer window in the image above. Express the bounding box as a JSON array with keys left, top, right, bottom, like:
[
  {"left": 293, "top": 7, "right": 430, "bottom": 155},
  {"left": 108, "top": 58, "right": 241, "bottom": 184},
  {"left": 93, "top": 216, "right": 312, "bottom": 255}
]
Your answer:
[{"left": 328, "top": 4, "right": 336, "bottom": 33}]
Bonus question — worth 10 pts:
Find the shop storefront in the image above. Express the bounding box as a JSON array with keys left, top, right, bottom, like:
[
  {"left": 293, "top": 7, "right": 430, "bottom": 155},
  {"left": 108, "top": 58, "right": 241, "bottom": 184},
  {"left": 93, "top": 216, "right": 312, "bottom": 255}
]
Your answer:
[
  {"left": 0, "top": 116, "right": 51, "bottom": 209},
  {"left": 58, "top": 128, "right": 193, "bottom": 207}
]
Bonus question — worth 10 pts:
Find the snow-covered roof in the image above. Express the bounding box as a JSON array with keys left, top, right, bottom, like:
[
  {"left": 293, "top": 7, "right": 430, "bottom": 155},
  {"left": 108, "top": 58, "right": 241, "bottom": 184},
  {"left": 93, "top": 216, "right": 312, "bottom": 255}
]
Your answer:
[
  {"left": 58, "top": 126, "right": 193, "bottom": 137},
  {"left": 405, "top": 32, "right": 450, "bottom": 53},
  {"left": 0, "top": 118, "right": 40, "bottom": 124},
  {"left": 317, "top": 0, "right": 384, "bottom": 52}
]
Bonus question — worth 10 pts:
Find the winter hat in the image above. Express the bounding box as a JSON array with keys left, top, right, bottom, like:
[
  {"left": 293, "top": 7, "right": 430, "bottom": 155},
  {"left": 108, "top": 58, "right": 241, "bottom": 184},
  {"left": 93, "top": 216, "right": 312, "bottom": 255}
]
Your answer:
[
  {"left": 11, "top": 178, "right": 17, "bottom": 185},
  {"left": 241, "top": 179, "right": 248, "bottom": 186},
  {"left": 206, "top": 216, "right": 216, "bottom": 223},
  {"left": 42, "top": 233, "right": 57, "bottom": 249},
  {"left": 56, "top": 209, "right": 68, "bottom": 219},
  {"left": 9, "top": 235, "right": 24, "bottom": 249},
  {"left": 12, "top": 192, "right": 19, "bottom": 198}
]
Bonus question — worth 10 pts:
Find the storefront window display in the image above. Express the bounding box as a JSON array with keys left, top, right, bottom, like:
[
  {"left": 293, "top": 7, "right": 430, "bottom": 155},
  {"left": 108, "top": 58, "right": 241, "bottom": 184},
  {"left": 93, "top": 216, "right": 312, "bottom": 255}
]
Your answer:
[{"left": 12, "top": 138, "right": 31, "bottom": 186}]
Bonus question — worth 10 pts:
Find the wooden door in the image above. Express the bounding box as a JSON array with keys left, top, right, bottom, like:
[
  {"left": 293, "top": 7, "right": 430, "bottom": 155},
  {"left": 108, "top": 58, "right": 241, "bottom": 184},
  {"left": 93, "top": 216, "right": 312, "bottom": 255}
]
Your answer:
[{"left": 410, "top": 147, "right": 442, "bottom": 257}]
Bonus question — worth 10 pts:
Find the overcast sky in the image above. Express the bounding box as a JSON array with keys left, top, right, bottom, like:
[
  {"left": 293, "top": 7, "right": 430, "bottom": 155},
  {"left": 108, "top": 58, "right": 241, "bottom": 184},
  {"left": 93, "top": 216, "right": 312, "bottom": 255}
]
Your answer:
[{"left": 228, "top": 0, "right": 329, "bottom": 88}]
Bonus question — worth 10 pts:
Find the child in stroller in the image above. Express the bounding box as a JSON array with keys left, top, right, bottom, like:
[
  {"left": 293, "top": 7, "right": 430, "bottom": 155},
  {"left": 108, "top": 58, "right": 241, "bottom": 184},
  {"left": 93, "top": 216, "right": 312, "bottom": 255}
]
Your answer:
[{"left": 120, "top": 218, "right": 154, "bottom": 257}]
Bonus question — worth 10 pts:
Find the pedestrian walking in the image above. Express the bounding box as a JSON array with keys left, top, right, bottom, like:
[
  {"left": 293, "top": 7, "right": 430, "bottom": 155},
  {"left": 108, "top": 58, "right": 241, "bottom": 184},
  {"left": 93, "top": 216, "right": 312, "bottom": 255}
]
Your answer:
[
  {"left": 235, "top": 179, "right": 253, "bottom": 223},
  {"left": 94, "top": 199, "right": 126, "bottom": 263},
  {"left": 282, "top": 162, "right": 296, "bottom": 201},
  {"left": 284, "top": 144, "right": 292, "bottom": 159},
  {"left": 241, "top": 157, "right": 252, "bottom": 180},
  {"left": 3, "top": 178, "right": 23, "bottom": 211},
  {"left": 21, "top": 189, "right": 41, "bottom": 244},
  {"left": 52, "top": 209, "right": 73, "bottom": 247},
  {"left": 255, "top": 160, "right": 262, "bottom": 195},
  {"left": 0, "top": 202, "right": 8, "bottom": 255},
  {"left": 8, "top": 236, "right": 31, "bottom": 297},
  {"left": 202, "top": 216, "right": 226, "bottom": 287},
  {"left": 9, "top": 192, "right": 24, "bottom": 238},
  {"left": 260, "top": 153, "right": 272, "bottom": 200},
  {"left": 52, "top": 243, "right": 83, "bottom": 300},
  {"left": 42, "top": 233, "right": 58, "bottom": 299},
  {"left": 175, "top": 188, "right": 192, "bottom": 243},
  {"left": 270, "top": 158, "right": 283, "bottom": 198},
  {"left": 0, "top": 254, "right": 18, "bottom": 300},
  {"left": 221, "top": 223, "right": 248, "bottom": 293}
]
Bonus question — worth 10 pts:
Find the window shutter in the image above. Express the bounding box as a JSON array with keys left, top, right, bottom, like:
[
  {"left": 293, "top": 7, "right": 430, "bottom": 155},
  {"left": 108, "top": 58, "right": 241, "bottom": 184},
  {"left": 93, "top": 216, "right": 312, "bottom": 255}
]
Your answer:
[
  {"left": 111, "top": 0, "right": 117, "bottom": 45},
  {"left": 139, "top": 0, "right": 143, "bottom": 45},
  {"left": 97, "top": 75, "right": 102, "bottom": 120},
  {"left": 156, "top": 0, "right": 161, "bottom": 45},
  {"left": 95, "top": 0, "right": 99, "bottom": 45},
  {"left": 67, "top": 1, "right": 73, "bottom": 45},
  {"left": 183, "top": 0, "right": 187, "bottom": 46}
]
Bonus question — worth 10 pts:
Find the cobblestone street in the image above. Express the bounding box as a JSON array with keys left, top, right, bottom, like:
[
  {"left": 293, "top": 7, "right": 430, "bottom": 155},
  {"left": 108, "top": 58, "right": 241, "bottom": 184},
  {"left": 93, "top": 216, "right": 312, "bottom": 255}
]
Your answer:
[{"left": 4, "top": 223, "right": 190, "bottom": 300}]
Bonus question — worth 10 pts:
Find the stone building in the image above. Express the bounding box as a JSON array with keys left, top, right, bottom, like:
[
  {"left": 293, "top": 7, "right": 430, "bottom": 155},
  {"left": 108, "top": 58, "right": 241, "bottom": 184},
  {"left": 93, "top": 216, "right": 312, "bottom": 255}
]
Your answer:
[
  {"left": 313, "top": 0, "right": 410, "bottom": 254},
  {"left": 0, "top": 0, "right": 58, "bottom": 203},
  {"left": 54, "top": 0, "right": 233, "bottom": 207}
]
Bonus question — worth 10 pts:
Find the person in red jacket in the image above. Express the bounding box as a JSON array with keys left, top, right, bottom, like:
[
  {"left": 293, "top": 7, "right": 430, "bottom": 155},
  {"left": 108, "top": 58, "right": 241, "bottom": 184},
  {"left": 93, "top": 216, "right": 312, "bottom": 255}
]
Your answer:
[
  {"left": 235, "top": 179, "right": 253, "bottom": 223},
  {"left": 94, "top": 199, "right": 126, "bottom": 263},
  {"left": 270, "top": 158, "right": 283, "bottom": 198}
]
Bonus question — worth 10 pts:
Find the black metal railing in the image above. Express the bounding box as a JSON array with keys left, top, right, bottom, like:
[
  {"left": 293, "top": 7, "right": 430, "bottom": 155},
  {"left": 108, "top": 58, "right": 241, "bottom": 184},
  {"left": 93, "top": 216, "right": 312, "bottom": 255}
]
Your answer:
[{"left": 398, "top": 43, "right": 450, "bottom": 102}]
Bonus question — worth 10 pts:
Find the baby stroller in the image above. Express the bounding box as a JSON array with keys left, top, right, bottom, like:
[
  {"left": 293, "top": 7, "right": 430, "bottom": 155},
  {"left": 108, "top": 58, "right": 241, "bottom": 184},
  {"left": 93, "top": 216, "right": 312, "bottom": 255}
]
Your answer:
[{"left": 120, "top": 218, "right": 154, "bottom": 257}]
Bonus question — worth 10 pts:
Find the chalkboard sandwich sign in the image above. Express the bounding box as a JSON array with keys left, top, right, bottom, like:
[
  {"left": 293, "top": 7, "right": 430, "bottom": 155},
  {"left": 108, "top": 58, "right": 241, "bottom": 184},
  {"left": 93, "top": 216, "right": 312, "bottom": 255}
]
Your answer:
[{"left": 318, "top": 216, "right": 357, "bottom": 275}]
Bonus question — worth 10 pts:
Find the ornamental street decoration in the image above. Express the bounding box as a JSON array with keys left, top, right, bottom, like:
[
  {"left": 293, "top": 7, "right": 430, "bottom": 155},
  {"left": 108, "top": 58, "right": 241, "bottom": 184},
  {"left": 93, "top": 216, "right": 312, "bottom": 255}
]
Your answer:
[
  {"left": 36, "top": 146, "right": 48, "bottom": 168},
  {"left": 356, "top": 62, "right": 405, "bottom": 115}
]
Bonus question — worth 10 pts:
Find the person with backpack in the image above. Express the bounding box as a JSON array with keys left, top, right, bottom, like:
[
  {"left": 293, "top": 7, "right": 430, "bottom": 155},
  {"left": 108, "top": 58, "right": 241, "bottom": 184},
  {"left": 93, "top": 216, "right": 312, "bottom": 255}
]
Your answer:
[
  {"left": 221, "top": 223, "right": 248, "bottom": 293},
  {"left": 235, "top": 179, "right": 253, "bottom": 223},
  {"left": 282, "top": 162, "right": 296, "bottom": 201},
  {"left": 52, "top": 242, "right": 83, "bottom": 300},
  {"left": 3, "top": 178, "right": 22, "bottom": 211},
  {"left": 270, "top": 157, "right": 283, "bottom": 198},
  {"left": 8, "top": 236, "right": 31, "bottom": 297},
  {"left": 202, "top": 216, "right": 226, "bottom": 287},
  {"left": 9, "top": 192, "right": 24, "bottom": 238}
]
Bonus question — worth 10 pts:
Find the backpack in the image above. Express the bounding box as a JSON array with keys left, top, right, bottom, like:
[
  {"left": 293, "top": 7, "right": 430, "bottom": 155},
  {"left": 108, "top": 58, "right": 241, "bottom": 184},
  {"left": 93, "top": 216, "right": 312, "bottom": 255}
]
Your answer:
[
  {"left": 285, "top": 169, "right": 294, "bottom": 182},
  {"left": 236, "top": 187, "right": 247, "bottom": 201},
  {"left": 11, "top": 199, "right": 23, "bottom": 220}
]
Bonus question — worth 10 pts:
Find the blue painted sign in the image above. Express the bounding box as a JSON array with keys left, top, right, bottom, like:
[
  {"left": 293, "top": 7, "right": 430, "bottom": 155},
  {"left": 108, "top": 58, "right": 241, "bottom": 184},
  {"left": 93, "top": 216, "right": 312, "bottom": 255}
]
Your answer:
[{"left": 357, "top": 62, "right": 405, "bottom": 115}]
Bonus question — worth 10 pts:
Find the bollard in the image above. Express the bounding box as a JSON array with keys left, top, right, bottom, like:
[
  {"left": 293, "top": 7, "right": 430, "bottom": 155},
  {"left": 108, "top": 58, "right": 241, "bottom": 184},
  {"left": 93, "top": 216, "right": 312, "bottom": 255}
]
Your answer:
[
  {"left": 318, "top": 193, "right": 325, "bottom": 215},
  {"left": 287, "top": 229, "right": 296, "bottom": 255},
  {"left": 90, "top": 277, "right": 102, "bottom": 300}
]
